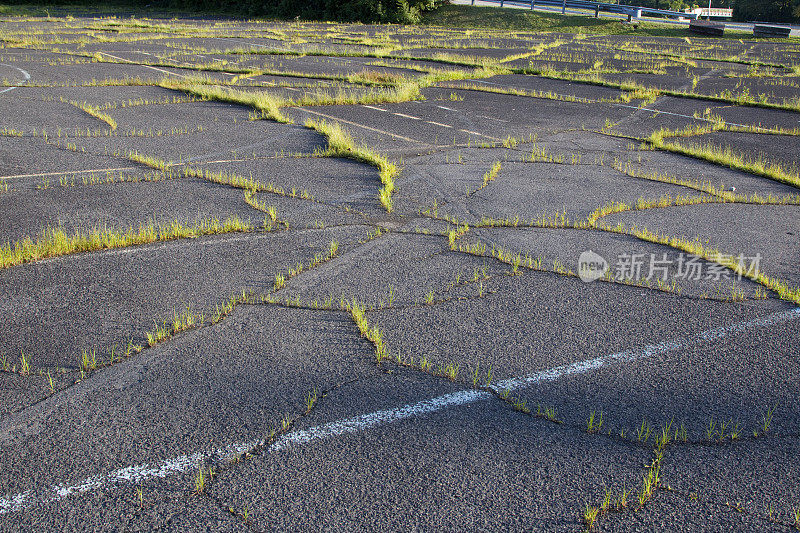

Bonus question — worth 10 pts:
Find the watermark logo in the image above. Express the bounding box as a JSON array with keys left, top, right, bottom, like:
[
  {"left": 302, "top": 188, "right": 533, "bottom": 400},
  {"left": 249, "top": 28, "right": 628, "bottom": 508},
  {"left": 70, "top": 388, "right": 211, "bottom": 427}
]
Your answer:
[
  {"left": 578, "top": 250, "right": 608, "bottom": 282},
  {"left": 577, "top": 250, "right": 761, "bottom": 283}
]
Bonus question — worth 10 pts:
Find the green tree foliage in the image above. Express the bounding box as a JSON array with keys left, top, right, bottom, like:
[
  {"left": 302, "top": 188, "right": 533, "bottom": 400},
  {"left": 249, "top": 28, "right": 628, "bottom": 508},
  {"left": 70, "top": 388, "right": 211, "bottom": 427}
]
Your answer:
[
  {"left": 732, "top": 0, "right": 800, "bottom": 22},
  {"left": 174, "top": 0, "right": 448, "bottom": 23},
  {"left": 3, "top": 0, "right": 447, "bottom": 23}
]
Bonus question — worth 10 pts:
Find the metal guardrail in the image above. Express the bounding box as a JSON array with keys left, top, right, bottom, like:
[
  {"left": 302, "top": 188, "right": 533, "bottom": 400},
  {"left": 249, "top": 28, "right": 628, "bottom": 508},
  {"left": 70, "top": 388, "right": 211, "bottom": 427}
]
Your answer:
[{"left": 470, "top": 0, "right": 699, "bottom": 21}]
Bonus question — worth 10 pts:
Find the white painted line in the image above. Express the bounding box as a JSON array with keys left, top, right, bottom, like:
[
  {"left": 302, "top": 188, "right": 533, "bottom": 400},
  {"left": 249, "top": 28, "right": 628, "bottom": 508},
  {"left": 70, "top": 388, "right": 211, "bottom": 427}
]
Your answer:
[
  {"left": 470, "top": 79, "right": 505, "bottom": 87},
  {"left": 361, "top": 104, "right": 386, "bottom": 112},
  {"left": 0, "top": 166, "right": 137, "bottom": 181},
  {"left": 435, "top": 105, "right": 457, "bottom": 112},
  {"left": 0, "top": 64, "right": 30, "bottom": 95},
  {"left": 271, "top": 388, "right": 490, "bottom": 452},
  {"left": 496, "top": 307, "right": 800, "bottom": 392},
  {"left": 477, "top": 114, "right": 510, "bottom": 123},
  {"left": 393, "top": 112, "right": 421, "bottom": 120},
  {"left": 358, "top": 105, "right": 497, "bottom": 141},
  {"left": 460, "top": 129, "right": 501, "bottom": 141},
  {"left": 97, "top": 52, "right": 190, "bottom": 79},
  {"left": 611, "top": 103, "right": 762, "bottom": 131},
  {"left": 300, "top": 108, "right": 426, "bottom": 144},
  {"left": 2, "top": 307, "right": 798, "bottom": 514}
]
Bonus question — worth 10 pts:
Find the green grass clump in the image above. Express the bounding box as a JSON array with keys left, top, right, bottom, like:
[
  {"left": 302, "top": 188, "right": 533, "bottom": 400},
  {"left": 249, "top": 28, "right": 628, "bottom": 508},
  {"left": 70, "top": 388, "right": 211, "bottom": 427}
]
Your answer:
[
  {"left": 306, "top": 119, "right": 398, "bottom": 212},
  {"left": 69, "top": 99, "right": 117, "bottom": 131},
  {"left": 647, "top": 134, "right": 800, "bottom": 189},
  {"left": 349, "top": 300, "right": 389, "bottom": 362},
  {"left": 159, "top": 79, "right": 291, "bottom": 123},
  {"left": 0, "top": 216, "right": 251, "bottom": 269}
]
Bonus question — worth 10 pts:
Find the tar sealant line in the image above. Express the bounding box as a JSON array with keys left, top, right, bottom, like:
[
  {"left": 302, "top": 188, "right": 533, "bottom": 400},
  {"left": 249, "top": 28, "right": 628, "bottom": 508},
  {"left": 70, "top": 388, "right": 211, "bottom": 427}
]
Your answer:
[
  {"left": 0, "top": 64, "right": 30, "bottom": 95},
  {"left": 1, "top": 307, "right": 798, "bottom": 515}
]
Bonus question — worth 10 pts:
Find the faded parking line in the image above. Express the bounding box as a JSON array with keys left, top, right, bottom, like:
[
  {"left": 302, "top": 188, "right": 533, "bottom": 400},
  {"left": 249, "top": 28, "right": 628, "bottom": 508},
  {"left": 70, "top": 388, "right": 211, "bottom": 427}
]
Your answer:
[{"left": 0, "top": 64, "right": 30, "bottom": 95}]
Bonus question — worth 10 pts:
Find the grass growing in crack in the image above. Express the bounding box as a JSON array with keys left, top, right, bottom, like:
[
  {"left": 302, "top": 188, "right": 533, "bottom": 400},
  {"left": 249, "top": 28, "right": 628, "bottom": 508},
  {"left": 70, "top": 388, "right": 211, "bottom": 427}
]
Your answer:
[
  {"left": 193, "top": 462, "right": 214, "bottom": 495},
  {"left": 704, "top": 417, "right": 742, "bottom": 442},
  {"left": 0, "top": 217, "right": 252, "bottom": 269},
  {"left": 306, "top": 119, "right": 398, "bottom": 212},
  {"left": 128, "top": 151, "right": 173, "bottom": 171},
  {"left": 242, "top": 190, "right": 289, "bottom": 230},
  {"left": 468, "top": 160, "right": 501, "bottom": 196},
  {"left": 609, "top": 159, "right": 800, "bottom": 204},
  {"left": 637, "top": 419, "right": 653, "bottom": 443},
  {"left": 349, "top": 300, "right": 388, "bottom": 363},
  {"left": 438, "top": 362, "right": 460, "bottom": 381},
  {"left": 63, "top": 98, "right": 118, "bottom": 131},
  {"left": 583, "top": 504, "right": 600, "bottom": 531},
  {"left": 305, "top": 388, "right": 318, "bottom": 413},
  {"left": 647, "top": 130, "right": 800, "bottom": 189},
  {"left": 15, "top": 351, "right": 31, "bottom": 375},
  {"left": 536, "top": 404, "right": 560, "bottom": 423},
  {"left": 447, "top": 223, "right": 470, "bottom": 250},
  {"left": 79, "top": 348, "right": 98, "bottom": 372},
  {"left": 424, "top": 290, "right": 435, "bottom": 305},
  {"left": 637, "top": 449, "right": 663, "bottom": 509},
  {"left": 587, "top": 410, "right": 604, "bottom": 434},
  {"left": 610, "top": 224, "right": 800, "bottom": 304},
  {"left": 143, "top": 291, "right": 248, "bottom": 350},
  {"left": 755, "top": 405, "right": 776, "bottom": 437},
  {"left": 159, "top": 79, "right": 292, "bottom": 123}
]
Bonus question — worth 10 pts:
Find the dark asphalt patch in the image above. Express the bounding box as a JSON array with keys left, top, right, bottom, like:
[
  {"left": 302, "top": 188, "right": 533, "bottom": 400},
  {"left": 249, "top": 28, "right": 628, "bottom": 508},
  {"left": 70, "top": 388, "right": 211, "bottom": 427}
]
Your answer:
[
  {"left": 0, "top": 91, "right": 103, "bottom": 132},
  {"left": 456, "top": 160, "right": 699, "bottom": 222},
  {"left": 521, "top": 309, "right": 800, "bottom": 437},
  {"left": 191, "top": 156, "right": 389, "bottom": 218},
  {"left": 0, "top": 136, "right": 127, "bottom": 177}
]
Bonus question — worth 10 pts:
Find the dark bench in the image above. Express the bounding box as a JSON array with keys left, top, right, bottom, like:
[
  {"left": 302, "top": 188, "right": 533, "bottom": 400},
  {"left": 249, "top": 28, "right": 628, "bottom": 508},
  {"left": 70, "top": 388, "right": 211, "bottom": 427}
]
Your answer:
[
  {"left": 753, "top": 24, "right": 799, "bottom": 38},
  {"left": 689, "top": 20, "right": 726, "bottom": 36}
]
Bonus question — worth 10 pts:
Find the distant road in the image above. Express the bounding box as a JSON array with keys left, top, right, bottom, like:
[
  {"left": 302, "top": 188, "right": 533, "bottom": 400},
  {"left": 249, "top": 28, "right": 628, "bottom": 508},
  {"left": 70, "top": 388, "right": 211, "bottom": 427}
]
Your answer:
[{"left": 450, "top": 0, "right": 756, "bottom": 32}]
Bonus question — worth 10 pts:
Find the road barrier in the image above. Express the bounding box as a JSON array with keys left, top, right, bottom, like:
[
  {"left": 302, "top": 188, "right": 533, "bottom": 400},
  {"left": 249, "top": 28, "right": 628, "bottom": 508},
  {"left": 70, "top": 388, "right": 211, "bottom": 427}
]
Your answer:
[{"left": 470, "top": 0, "right": 699, "bottom": 21}]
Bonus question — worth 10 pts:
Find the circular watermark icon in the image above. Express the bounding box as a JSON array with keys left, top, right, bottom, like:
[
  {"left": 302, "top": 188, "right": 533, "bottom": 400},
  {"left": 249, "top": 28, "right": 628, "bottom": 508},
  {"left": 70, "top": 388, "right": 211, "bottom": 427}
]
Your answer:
[{"left": 578, "top": 250, "right": 609, "bottom": 283}]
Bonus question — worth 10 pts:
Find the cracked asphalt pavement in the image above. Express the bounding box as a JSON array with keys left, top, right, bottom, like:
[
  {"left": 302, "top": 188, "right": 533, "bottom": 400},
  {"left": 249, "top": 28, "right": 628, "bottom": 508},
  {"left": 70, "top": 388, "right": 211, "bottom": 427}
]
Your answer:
[{"left": 1, "top": 11, "right": 799, "bottom": 532}]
